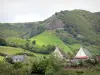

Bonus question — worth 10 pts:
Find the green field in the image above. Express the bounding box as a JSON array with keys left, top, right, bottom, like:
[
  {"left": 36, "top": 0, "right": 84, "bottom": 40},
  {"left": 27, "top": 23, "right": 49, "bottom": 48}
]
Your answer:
[
  {"left": 30, "top": 30, "right": 72, "bottom": 53},
  {"left": 0, "top": 46, "right": 49, "bottom": 61},
  {"left": 0, "top": 46, "right": 25, "bottom": 54},
  {"left": 6, "top": 37, "right": 27, "bottom": 46}
]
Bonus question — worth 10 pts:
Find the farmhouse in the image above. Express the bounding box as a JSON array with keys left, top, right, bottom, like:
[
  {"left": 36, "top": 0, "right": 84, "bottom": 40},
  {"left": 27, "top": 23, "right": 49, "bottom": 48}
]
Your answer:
[
  {"left": 70, "top": 47, "right": 92, "bottom": 64},
  {"left": 5, "top": 54, "right": 26, "bottom": 63},
  {"left": 11, "top": 55, "right": 26, "bottom": 63}
]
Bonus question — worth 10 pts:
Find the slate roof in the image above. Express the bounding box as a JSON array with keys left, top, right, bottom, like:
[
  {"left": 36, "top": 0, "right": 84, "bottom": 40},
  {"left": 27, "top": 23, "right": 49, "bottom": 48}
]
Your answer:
[{"left": 11, "top": 55, "right": 25, "bottom": 62}]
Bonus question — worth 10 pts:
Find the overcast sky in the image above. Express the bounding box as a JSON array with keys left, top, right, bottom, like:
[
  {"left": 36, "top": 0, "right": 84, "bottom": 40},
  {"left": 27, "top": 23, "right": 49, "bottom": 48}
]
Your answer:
[{"left": 0, "top": 0, "right": 100, "bottom": 23}]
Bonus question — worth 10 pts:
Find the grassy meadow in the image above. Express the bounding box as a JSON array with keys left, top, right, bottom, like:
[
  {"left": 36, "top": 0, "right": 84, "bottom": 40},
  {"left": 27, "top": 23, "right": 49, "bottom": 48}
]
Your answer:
[
  {"left": 30, "top": 30, "right": 72, "bottom": 53},
  {"left": 0, "top": 46, "right": 49, "bottom": 61},
  {"left": 0, "top": 46, "right": 25, "bottom": 54},
  {"left": 6, "top": 37, "right": 27, "bottom": 46}
]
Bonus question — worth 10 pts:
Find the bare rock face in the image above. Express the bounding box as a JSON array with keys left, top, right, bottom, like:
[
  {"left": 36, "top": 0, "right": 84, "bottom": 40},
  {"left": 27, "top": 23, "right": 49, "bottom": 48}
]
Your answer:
[{"left": 44, "top": 15, "right": 64, "bottom": 30}]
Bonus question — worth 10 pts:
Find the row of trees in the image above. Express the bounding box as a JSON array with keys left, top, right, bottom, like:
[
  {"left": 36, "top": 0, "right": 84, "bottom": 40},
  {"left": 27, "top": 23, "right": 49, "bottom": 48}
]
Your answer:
[{"left": 25, "top": 40, "right": 55, "bottom": 54}]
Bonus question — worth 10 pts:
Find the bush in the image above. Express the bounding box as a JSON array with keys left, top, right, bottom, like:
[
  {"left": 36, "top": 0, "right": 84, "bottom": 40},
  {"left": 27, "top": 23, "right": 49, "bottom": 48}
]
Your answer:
[
  {"left": 0, "top": 61, "right": 31, "bottom": 75},
  {"left": 31, "top": 45, "right": 55, "bottom": 54},
  {"left": 45, "top": 65, "right": 55, "bottom": 75},
  {"left": 76, "top": 70, "right": 84, "bottom": 75},
  {"left": 85, "top": 59, "right": 96, "bottom": 66},
  {"left": 31, "top": 59, "right": 47, "bottom": 74},
  {"left": 15, "top": 52, "right": 35, "bottom": 57},
  {"left": 13, "top": 62, "right": 23, "bottom": 69},
  {"left": 0, "top": 61, "right": 13, "bottom": 75},
  {"left": 0, "top": 52, "right": 7, "bottom": 56},
  {"left": 5, "top": 57, "right": 13, "bottom": 63},
  {"left": 31, "top": 54, "right": 65, "bottom": 75}
]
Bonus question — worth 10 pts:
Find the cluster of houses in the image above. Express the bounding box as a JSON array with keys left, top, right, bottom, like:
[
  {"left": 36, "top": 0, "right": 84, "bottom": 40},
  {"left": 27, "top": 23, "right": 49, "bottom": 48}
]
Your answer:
[
  {"left": 54, "top": 46, "right": 92, "bottom": 59},
  {"left": 53, "top": 46, "right": 96, "bottom": 64},
  {"left": 5, "top": 46, "right": 100, "bottom": 64}
]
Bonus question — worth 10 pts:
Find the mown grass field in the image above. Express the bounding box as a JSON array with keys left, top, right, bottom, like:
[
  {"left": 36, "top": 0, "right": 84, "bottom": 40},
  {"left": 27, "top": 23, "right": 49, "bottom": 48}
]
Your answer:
[
  {"left": 0, "top": 46, "right": 49, "bottom": 61},
  {"left": 30, "top": 30, "right": 72, "bottom": 53},
  {"left": 0, "top": 46, "right": 25, "bottom": 54}
]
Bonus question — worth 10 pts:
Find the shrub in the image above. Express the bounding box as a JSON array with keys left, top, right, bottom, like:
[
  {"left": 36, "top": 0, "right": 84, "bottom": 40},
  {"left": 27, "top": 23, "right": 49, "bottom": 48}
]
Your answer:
[
  {"left": 5, "top": 57, "right": 13, "bottom": 63},
  {"left": 13, "top": 62, "right": 23, "bottom": 69},
  {"left": 31, "top": 54, "right": 65, "bottom": 75},
  {"left": 15, "top": 52, "right": 35, "bottom": 57},
  {"left": 45, "top": 65, "right": 55, "bottom": 75},
  {"left": 0, "top": 52, "right": 7, "bottom": 56},
  {"left": 76, "top": 70, "right": 84, "bottom": 75}
]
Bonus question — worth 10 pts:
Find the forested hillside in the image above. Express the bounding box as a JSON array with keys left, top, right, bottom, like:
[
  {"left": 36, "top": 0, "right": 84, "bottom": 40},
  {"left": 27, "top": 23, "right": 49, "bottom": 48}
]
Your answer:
[{"left": 0, "top": 22, "right": 45, "bottom": 38}]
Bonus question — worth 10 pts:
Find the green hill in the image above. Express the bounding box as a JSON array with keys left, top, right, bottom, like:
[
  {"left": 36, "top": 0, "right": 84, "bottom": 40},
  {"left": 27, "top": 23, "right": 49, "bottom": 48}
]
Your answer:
[
  {"left": 44, "top": 10, "right": 100, "bottom": 44},
  {"left": 30, "top": 30, "right": 71, "bottom": 53},
  {"left": 0, "top": 9, "right": 100, "bottom": 54},
  {"left": 43, "top": 10, "right": 100, "bottom": 50}
]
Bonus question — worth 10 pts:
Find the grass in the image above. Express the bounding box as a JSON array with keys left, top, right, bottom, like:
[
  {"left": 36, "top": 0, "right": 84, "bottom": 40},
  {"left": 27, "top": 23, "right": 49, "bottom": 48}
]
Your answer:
[
  {"left": 30, "top": 30, "right": 72, "bottom": 53},
  {"left": 68, "top": 44, "right": 81, "bottom": 51},
  {"left": 6, "top": 37, "right": 27, "bottom": 46},
  {"left": 0, "top": 46, "right": 25, "bottom": 54},
  {"left": 66, "top": 68, "right": 100, "bottom": 75},
  {"left": 82, "top": 71, "right": 100, "bottom": 75},
  {"left": 81, "top": 69, "right": 100, "bottom": 75},
  {"left": 0, "top": 46, "right": 49, "bottom": 61},
  {"left": 0, "top": 56, "right": 4, "bottom": 61}
]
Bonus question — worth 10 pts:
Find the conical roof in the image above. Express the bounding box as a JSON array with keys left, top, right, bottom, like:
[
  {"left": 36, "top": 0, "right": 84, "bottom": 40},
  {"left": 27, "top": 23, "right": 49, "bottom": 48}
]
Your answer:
[
  {"left": 53, "top": 46, "right": 68, "bottom": 59},
  {"left": 74, "top": 47, "right": 92, "bottom": 59}
]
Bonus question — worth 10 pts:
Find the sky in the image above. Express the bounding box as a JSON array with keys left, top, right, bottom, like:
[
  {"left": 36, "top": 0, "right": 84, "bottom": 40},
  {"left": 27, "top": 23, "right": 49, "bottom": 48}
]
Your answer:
[{"left": 0, "top": 0, "right": 100, "bottom": 23}]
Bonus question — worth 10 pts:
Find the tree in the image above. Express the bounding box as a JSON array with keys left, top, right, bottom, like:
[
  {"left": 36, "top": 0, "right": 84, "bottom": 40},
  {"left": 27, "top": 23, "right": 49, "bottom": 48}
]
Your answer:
[
  {"left": 31, "top": 54, "right": 64, "bottom": 75},
  {"left": 45, "top": 65, "right": 55, "bottom": 75},
  {"left": 5, "top": 57, "right": 13, "bottom": 63},
  {"left": 0, "top": 38, "right": 6, "bottom": 46},
  {"left": 25, "top": 42, "right": 30, "bottom": 50},
  {"left": 32, "top": 40, "right": 36, "bottom": 45}
]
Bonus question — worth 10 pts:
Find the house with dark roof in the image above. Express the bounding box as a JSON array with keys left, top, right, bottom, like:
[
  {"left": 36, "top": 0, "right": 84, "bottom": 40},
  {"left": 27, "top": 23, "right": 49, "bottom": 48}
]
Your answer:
[{"left": 11, "top": 55, "right": 26, "bottom": 63}]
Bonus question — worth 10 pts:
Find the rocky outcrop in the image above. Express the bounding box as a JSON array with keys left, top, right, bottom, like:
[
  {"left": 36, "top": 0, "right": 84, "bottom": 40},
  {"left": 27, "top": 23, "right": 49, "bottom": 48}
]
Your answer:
[{"left": 44, "top": 15, "right": 64, "bottom": 30}]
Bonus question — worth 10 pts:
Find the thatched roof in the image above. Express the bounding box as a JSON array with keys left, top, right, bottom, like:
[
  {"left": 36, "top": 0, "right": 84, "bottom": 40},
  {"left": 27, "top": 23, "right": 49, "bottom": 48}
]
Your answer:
[
  {"left": 74, "top": 47, "right": 92, "bottom": 59},
  {"left": 53, "top": 46, "right": 68, "bottom": 59}
]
